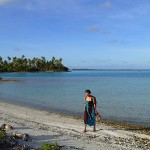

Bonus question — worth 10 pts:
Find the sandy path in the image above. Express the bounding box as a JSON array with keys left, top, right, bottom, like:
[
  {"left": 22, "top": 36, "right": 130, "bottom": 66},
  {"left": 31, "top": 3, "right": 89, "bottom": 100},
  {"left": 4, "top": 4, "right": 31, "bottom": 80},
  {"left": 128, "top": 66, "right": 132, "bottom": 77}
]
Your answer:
[{"left": 0, "top": 101, "right": 149, "bottom": 150}]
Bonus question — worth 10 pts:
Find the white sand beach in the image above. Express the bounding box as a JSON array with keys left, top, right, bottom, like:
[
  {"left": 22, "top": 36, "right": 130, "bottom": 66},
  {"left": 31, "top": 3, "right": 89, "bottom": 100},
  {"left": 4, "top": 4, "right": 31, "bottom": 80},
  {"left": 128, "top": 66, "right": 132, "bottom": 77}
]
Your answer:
[{"left": 0, "top": 101, "right": 149, "bottom": 150}]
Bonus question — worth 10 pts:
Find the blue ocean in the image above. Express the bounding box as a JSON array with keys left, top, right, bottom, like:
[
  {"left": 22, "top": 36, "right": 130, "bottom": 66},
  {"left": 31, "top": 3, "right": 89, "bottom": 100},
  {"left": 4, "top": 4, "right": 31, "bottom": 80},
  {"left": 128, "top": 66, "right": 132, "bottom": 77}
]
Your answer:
[{"left": 0, "top": 70, "right": 150, "bottom": 126}]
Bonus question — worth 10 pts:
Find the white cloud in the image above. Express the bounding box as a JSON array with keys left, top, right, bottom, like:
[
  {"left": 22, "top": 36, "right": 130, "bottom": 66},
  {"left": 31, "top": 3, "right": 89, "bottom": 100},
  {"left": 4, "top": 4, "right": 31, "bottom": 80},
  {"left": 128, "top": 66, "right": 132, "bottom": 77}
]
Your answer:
[
  {"left": 14, "top": 48, "right": 20, "bottom": 51},
  {"left": 86, "top": 25, "right": 111, "bottom": 35},
  {"left": 109, "top": 12, "right": 134, "bottom": 19},
  {"left": 87, "top": 26, "right": 100, "bottom": 32},
  {"left": 0, "top": 0, "right": 16, "bottom": 5},
  {"left": 100, "top": 1, "right": 112, "bottom": 9},
  {"left": 101, "top": 31, "right": 111, "bottom": 35},
  {"left": 23, "top": 0, "right": 82, "bottom": 13}
]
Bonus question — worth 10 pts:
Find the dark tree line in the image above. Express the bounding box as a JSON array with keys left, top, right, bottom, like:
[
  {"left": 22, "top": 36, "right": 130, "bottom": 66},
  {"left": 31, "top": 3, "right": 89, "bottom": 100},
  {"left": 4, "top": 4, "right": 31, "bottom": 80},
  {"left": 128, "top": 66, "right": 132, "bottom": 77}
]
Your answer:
[{"left": 0, "top": 55, "right": 69, "bottom": 72}]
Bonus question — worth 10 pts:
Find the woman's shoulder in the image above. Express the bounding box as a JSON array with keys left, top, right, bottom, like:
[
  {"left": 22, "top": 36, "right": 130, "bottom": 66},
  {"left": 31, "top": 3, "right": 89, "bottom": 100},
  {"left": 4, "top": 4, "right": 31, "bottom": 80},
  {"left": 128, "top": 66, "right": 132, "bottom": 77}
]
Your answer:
[
  {"left": 91, "top": 95, "right": 96, "bottom": 99},
  {"left": 84, "top": 96, "right": 87, "bottom": 100},
  {"left": 91, "top": 95, "right": 96, "bottom": 103}
]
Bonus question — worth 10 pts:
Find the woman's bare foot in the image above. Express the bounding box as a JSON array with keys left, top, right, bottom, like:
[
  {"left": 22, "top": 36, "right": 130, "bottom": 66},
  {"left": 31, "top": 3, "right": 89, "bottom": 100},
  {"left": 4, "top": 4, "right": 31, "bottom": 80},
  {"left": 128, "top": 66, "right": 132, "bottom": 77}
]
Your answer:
[
  {"left": 93, "top": 129, "right": 96, "bottom": 132},
  {"left": 93, "top": 126, "right": 96, "bottom": 132},
  {"left": 83, "top": 126, "right": 87, "bottom": 133},
  {"left": 83, "top": 130, "right": 86, "bottom": 133}
]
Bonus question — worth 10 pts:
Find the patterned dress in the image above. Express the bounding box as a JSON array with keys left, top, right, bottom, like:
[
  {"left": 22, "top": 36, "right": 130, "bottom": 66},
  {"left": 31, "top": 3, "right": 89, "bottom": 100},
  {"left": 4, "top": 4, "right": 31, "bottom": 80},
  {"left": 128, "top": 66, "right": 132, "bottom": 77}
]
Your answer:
[{"left": 84, "top": 100, "right": 96, "bottom": 126}]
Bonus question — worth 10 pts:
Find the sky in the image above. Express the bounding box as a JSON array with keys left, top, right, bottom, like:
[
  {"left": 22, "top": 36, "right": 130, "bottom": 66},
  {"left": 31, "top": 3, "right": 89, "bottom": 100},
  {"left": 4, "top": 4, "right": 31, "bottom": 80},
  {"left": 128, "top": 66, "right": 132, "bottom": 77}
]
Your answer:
[{"left": 0, "top": 0, "right": 150, "bottom": 69}]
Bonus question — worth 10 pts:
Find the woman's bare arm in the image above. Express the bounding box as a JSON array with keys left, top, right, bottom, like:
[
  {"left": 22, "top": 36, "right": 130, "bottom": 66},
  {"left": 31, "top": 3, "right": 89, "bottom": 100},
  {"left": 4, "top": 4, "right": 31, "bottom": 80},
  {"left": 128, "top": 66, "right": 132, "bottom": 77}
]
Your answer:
[
  {"left": 92, "top": 97, "right": 96, "bottom": 112},
  {"left": 84, "top": 97, "right": 86, "bottom": 109}
]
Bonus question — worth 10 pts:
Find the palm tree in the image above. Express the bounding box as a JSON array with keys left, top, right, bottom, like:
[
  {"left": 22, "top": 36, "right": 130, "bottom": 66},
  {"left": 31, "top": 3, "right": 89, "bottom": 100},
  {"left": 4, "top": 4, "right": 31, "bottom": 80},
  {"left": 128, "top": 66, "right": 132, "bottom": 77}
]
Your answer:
[
  {"left": 0, "top": 56, "right": 3, "bottom": 64},
  {"left": 12, "top": 57, "right": 18, "bottom": 71},
  {"left": 7, "top": 56, "right": 11, "bottom": 63},
  {"left": 0, "top": 56, "right": 3, "bottom": 71},
  {"left": 13, "top": 57, "right": 17, "bottom": 62},
  {"left": 0, "top": 55, "right": 68, "bottom": 72},
  {"left": 21, "top": 55, "right": 25, "bottom": 60},
  {"left": 51, "top": 57, "right": 56, "bottom": 65},
  {"left": 41, "top": 56, "right": 46, "bottom": 63},
  {"left": 59, "top": 58, "right": 62, "bottom": 64},
  {"left": 55, "top": 58, "right": 63, "bottom": 70}
]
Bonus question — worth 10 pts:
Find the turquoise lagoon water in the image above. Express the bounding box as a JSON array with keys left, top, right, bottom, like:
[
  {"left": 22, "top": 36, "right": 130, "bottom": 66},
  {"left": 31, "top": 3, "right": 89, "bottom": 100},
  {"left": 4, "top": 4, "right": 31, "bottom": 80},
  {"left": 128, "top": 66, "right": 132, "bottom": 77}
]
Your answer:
[{"left": 0, "top": 70, "right": 150, "bottom": 126}]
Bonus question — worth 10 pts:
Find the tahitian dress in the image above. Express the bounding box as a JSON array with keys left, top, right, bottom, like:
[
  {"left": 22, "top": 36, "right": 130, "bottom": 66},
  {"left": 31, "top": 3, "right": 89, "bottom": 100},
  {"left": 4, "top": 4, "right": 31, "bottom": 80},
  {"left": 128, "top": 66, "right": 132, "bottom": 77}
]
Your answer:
[{"left": 84, "top": 100, "right": 96, "bottom": 126}]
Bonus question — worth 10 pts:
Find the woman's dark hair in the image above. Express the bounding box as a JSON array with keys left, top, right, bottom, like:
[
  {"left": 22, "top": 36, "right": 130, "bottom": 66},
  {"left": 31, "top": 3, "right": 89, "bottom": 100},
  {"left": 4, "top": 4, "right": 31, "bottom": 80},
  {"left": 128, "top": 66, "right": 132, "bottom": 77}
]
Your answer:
[{"left": 85, "top": 89, "right": 91, "bottom": 94}]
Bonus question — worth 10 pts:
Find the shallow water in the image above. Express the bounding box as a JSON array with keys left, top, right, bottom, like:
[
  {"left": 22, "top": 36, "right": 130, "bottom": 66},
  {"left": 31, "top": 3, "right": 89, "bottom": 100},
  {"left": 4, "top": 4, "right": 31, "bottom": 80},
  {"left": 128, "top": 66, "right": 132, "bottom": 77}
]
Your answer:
[{"left": 0, "top": 70, "right": 150, "bottom": 126}]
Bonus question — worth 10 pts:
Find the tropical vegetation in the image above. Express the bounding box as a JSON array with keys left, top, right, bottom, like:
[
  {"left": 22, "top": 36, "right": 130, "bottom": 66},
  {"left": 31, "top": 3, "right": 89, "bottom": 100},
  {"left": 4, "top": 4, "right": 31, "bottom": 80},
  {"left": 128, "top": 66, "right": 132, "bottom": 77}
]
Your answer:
[
  {"left": 0, "top": 128, "right": 6, "bottom": 143},
  {"left": 0, "top": 55, "right": 69, "bottom": 72},
  {"left": 41, "top": 142, "right": 59, "bottom": 150}
]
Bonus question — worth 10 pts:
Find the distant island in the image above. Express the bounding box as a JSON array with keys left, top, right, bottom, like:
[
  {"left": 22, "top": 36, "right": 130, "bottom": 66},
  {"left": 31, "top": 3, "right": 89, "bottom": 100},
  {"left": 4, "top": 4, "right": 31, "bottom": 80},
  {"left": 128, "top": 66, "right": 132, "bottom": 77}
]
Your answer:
[
  {"left": 0, "top": 55, "right": 69, "bottom": 72},
  {"left": 71, "top": 69, "right": 149, "bottom": 71}
]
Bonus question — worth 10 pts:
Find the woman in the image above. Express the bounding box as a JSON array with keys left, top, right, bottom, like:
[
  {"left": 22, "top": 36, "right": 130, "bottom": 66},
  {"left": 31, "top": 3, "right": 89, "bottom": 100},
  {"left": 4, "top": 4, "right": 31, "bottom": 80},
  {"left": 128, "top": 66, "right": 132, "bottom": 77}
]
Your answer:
[{"left": 84, "top": 89, "right": 96, "bottom": 132}]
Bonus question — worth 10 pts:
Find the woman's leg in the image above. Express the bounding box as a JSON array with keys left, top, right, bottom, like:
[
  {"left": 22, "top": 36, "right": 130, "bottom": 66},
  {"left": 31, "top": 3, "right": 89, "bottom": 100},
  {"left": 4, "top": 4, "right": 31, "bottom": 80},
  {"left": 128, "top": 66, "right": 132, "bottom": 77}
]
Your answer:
[
  {"left": 93, "top": 125, "right": 96, "bottom": 132},
  {"left": 84, "top": 110, "right": 88, "bottom": 132},
  {"left": 83, "top": 125, "right": 87, "bottom": 132}
]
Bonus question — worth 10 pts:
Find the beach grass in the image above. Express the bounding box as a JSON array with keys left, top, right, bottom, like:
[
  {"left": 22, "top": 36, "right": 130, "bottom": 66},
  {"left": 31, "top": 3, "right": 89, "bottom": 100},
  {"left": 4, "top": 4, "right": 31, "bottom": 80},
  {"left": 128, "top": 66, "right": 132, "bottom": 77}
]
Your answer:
[
  {"left": 0, "top": 128, "right": 6, "bottom": 143},
  {"left": 41, "top": 142, "right": 59, "bottom": 150}
]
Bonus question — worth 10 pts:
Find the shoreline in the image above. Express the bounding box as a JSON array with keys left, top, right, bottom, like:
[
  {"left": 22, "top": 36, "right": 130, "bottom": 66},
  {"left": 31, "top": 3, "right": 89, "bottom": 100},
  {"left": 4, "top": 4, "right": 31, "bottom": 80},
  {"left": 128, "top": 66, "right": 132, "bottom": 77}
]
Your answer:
[
  {"left": 0, "top": 98, "right": 149, "bottom": 130},
  {"left": 0, "top": 100, "right": 149, "bottom": 149},
  {"left": 2, "top": 97, "right": 150, "bottom": 128},
  {"left": 48, "top": 111, "right": 150, "bottom": 135},
  {"left": 0, "top": 79, "right": 19, "bottom": 82},
  {"left": 0, "top": 70, "right": 70, "bottom": 74}
]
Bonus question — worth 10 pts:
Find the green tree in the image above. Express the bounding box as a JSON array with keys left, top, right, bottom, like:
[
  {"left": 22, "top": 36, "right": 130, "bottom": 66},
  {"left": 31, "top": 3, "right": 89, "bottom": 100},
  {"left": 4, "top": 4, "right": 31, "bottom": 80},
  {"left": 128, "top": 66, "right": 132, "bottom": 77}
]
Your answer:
[
  {"left": 0, "top": 55, "right": 68, "bottom": 72},
  {"left": 7, "top": 56, "right": 11, "bottom": 63},
  {"left": 0, "top": 56, "right": 3, "bottom": 65}
]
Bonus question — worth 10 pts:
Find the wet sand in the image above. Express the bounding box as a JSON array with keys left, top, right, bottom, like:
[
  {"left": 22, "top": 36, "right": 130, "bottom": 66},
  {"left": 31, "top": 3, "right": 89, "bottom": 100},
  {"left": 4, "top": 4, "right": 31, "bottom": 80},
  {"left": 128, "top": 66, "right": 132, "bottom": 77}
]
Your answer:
[{"left": 0, "top": 101, "right": 149, "bottom": 150}]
